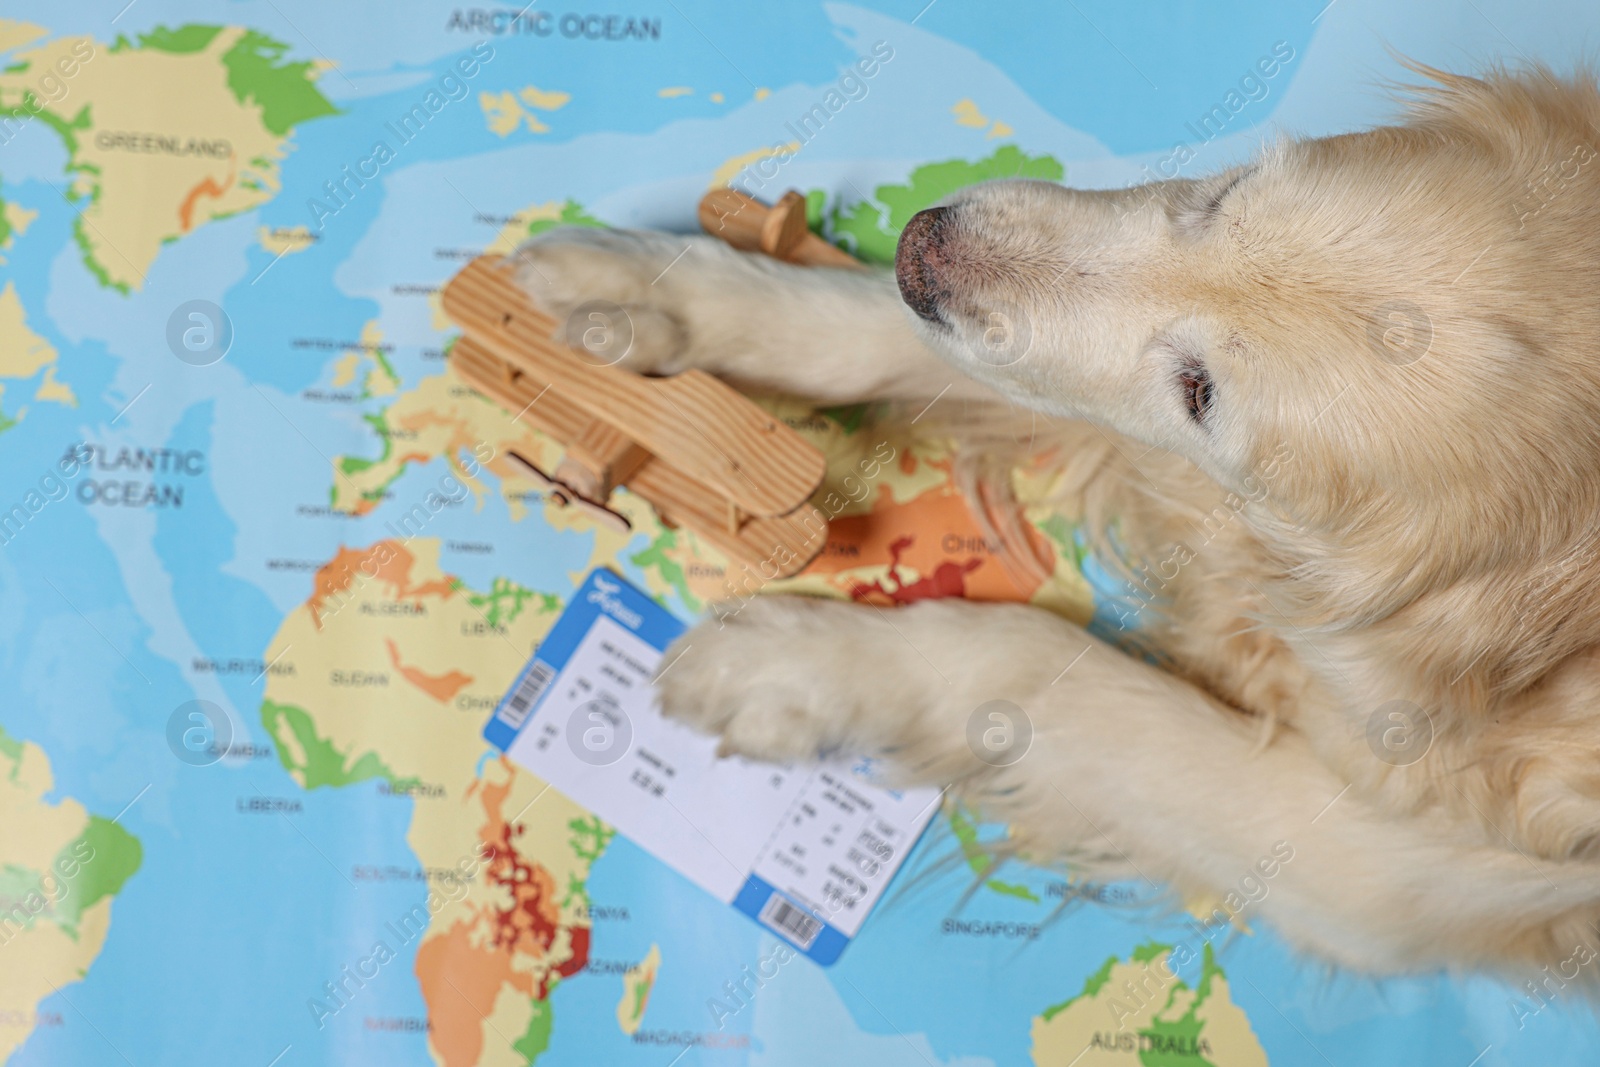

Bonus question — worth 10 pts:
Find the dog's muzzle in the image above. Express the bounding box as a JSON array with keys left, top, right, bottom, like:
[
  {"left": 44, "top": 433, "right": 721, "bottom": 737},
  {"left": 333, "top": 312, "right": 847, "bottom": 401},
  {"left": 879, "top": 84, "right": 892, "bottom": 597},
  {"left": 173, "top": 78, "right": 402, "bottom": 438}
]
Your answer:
[{"left": 895, "top": 206, "right": 953, "bottom": 323}]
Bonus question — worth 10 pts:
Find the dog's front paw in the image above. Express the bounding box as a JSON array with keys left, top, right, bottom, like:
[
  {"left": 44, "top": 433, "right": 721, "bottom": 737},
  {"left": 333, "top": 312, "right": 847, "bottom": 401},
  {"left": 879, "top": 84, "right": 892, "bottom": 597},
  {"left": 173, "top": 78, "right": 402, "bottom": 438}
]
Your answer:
[
  {"left": 654, "top": 596, "right": 895, "bottom": 763},
  {"left": 509, "top": 227, "right": 695, "bottom": 374}
]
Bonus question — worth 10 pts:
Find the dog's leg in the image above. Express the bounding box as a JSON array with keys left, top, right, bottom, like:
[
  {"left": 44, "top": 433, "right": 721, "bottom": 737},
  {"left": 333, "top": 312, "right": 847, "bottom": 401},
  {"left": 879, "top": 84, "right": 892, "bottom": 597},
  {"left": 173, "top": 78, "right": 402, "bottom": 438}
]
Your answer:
[
  {"left": 656, "top": 595, "right": 1600, "bottom": 976},
  {"left": 511, "top": 228, "right": 988, "bottom": 404}
]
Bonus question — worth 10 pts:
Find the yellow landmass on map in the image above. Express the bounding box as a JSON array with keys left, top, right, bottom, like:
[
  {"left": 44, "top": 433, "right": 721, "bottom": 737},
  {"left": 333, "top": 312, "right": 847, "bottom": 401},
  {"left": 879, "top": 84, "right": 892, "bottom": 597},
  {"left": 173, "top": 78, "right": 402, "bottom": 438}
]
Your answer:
[
  {"left": 479, "top": 91, "right": 524, "bottom": 136},
  {"left": 1191, "top": 973, "right": 1267, "bottom": 1066},
  {"left": 262, "top": 538, "right": 552, "bottom": 787},
  {"left": 0, "top": 734, "right": 137, "bottom": 1063},
  {"left": 657, "top": 86, "right": 692, "bottom": 98},
  {"left": 0, "top": 741, "right": 90, "bottom": 886},
  {"left": 260, "top": 541, "right": 606, "bottom": 1067},
  {"left": 520, "top": 86, "right": 570, "bottom": 111},
  {"left": 1, "top": 201, "right": 37, "bottom": 263},
  {"left": 616, "top": 943, "right": 661, "bottom": 1036},
  {"left": 0, "top": 281, "right": 55, "bottom": 379},
  {"left": 708, "top": 142, "right": 801, "bottom": 188},
  {"left": 33, "top": 366, "right": 75, "bottom": 406},
  {"left": 0, "top": 902, "right": 113, "bottom": 1062},
  {"left": 0, "top": 28, "right": 331, "bottom": 291},
  {"left": 259, "top": 224, "right": 317, "bottom": 255},
  {"left": 1030, "top": 945, "right": 1266, "bottom": 1067},
  {"left": 952, "top": 98, "right": 1013, "bottom": 139},
  {"left": 0, "top": 280, "right": 72, "bottom": 411},
  {"left": 952, "top": 99, "right": 989, "bottom": 128},
  {"left": 0, "top": 18, "right": 45, "bottom": 52},
  {"left": 331, "top": 352, "right": 360, "bottom": 388},
  {"left": 479, "top": 85, "right": 571, "bottom": 136}
]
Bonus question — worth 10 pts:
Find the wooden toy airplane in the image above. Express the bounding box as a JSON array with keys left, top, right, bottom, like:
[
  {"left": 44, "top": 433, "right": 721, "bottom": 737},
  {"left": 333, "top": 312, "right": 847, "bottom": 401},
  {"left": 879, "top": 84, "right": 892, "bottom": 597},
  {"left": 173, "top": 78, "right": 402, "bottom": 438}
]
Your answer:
[
  {"left": 440, "top": 189, "right": 874, "bottom": 577},
  {"left": 441, "top": 244, "right": 833, "bottom": 578}
]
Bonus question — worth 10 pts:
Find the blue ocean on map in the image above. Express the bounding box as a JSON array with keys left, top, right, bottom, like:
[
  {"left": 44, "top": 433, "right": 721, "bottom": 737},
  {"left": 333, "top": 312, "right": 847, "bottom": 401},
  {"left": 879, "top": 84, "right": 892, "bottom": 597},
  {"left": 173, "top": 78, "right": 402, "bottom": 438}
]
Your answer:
[{"left": 2, "top": 0, "right": 1599, "bottom": 1064}]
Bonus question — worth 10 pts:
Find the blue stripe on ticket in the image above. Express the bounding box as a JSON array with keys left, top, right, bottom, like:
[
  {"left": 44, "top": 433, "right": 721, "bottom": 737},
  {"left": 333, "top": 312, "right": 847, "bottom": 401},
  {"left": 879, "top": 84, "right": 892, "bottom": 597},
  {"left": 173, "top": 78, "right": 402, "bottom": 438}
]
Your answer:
[{"left": 483, "top": 568, "right": 684, "bottom": 752}]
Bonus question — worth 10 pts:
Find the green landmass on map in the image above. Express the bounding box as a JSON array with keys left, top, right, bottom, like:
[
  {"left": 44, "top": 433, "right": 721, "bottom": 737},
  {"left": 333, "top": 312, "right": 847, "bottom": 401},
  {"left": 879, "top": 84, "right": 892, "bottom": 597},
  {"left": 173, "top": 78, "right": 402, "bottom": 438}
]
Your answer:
[
  {"left": 261, "top": 699, "right": 419, "bottom": 791},
  {"left": 818, "top": 145, "right": 1066, "bottom": 264}
]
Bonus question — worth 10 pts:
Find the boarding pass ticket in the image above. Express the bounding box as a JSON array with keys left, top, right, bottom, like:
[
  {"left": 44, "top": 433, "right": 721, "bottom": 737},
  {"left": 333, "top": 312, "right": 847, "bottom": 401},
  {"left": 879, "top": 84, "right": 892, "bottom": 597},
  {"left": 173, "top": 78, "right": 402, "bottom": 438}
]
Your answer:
[{"left": 483, "top": 568, "right": 940, "bottom": 965}]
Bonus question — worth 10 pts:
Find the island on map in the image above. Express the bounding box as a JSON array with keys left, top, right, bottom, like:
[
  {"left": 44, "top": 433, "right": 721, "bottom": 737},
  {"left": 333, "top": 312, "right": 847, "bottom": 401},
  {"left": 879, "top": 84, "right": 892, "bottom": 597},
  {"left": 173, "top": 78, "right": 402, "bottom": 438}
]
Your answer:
[{"left": 0, "top": 23, "right": 337, "bottom": 292}]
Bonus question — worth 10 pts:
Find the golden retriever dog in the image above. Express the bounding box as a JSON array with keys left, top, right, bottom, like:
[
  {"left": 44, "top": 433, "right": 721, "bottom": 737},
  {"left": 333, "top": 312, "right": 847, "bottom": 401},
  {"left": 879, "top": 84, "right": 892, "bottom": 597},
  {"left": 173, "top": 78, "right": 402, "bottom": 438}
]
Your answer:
[{"left": 512, "top": 63, "right": 1600, "bottom": 985}]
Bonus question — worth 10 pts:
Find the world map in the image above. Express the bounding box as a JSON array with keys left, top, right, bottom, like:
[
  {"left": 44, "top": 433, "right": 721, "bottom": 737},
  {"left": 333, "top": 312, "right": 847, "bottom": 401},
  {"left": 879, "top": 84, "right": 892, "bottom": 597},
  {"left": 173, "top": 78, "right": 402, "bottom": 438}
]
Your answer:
[{"left": 0, "top": 2, "right": 1596, "bottom": 1065}]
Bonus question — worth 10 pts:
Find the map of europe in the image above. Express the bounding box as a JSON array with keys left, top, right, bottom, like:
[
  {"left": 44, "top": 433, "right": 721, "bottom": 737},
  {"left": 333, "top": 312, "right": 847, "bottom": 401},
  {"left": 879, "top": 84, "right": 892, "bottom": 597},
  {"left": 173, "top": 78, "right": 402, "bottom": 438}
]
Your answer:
[{"left": 0, "top": 1, "right": 1597, "bottom": 1064}]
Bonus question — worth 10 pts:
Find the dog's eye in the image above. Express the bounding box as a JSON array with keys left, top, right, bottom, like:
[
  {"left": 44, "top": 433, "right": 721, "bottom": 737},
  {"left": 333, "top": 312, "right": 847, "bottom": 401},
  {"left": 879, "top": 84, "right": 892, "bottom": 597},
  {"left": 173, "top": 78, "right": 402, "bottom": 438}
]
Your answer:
[{"left": 1179, "top": 365, "right": 1214, "bottom": 423}]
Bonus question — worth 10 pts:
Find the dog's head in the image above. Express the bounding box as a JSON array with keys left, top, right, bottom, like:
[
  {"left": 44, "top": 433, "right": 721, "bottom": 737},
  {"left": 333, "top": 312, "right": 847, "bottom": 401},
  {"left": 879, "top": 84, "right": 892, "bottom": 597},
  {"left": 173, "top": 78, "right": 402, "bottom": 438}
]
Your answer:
[{"left": 897, "top": 65, "right": 1600, "bottom": 648}]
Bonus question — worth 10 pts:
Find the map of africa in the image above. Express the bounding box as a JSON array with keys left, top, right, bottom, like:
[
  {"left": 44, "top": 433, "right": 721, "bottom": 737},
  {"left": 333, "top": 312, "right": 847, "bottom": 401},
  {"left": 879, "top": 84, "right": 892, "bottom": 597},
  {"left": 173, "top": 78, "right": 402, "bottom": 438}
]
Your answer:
[{"left": 0, "top": 2, "right": 1595, "bottom": 1064}]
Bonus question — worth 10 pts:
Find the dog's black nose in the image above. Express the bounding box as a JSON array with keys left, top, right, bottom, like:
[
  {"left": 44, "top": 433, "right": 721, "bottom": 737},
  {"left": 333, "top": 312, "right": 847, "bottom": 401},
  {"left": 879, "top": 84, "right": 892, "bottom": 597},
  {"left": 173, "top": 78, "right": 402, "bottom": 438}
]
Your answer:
[{"left": 896, "top": 206, "right": 952, "bottom": 322}]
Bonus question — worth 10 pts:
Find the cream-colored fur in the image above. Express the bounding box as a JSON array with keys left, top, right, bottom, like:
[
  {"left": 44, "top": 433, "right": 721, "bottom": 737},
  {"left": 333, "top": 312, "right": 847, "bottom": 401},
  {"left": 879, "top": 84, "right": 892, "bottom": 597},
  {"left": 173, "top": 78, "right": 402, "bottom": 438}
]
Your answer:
[{"left": 512, "top": 64, "right": 1600, "bottom": 984}]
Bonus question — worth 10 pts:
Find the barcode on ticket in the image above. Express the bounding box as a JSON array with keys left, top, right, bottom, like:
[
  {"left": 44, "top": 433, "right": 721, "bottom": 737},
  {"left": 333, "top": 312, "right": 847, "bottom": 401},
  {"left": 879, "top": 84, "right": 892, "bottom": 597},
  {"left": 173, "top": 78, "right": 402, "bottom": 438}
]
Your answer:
[
  {"left": 501, "top": 661, "right": 555, "bottom": 730},
  {"left": 488, "top": 568, "right": 943, "bottom": 965},
  {"left": 759, "top": 893, "right": 823, "bottom": 950}
]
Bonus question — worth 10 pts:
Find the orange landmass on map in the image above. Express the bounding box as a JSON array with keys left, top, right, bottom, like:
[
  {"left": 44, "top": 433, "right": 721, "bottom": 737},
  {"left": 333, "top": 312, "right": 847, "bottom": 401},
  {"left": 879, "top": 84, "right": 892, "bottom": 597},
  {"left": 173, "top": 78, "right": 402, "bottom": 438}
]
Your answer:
[
  {"left": 415, "top": 920, "right": 519, "bottom": 1067},
  {"left": 849, "top": 534, "right": 983, "bottom": 603},
  {"left": 178, "top": 172, "right": 232, "bottom": 232},
  {"left": 308, "top": 539, "right": 458, "bottom": 629},
  {"left": 806, "top": 481, "right": 1044, "bottom": 603},
  {"left": 416, "top": 758, "right": 591, "bottom": 1067},
  {"left": 384, "top": 638, "right": 473, "bottom": 702}
]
